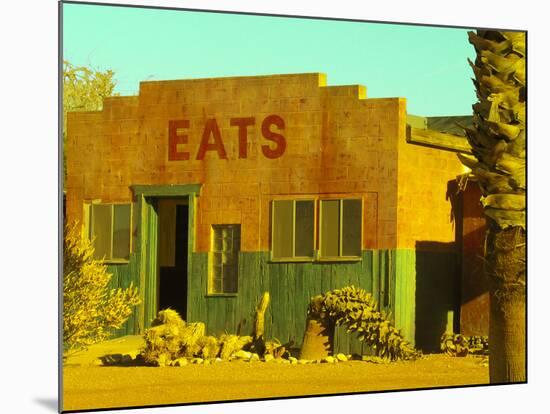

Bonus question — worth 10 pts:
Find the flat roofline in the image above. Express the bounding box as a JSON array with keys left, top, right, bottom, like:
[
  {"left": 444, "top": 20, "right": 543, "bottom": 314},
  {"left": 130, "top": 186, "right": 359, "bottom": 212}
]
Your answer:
[{"left": 139, "top": 72, "right": 328, "bottom": 85}]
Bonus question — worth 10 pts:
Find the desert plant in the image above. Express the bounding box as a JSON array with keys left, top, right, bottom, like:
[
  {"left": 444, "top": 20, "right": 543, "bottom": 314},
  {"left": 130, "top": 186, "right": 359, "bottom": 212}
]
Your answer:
[
  {"left": 141, "top": 309, "right": 188, "bottom": 365},
  {"left": 300, "top": 286, "right": 419, "bottom": 361},
  {"left": 440, "top": 332, "right": 469, "bottom": 357},
  {"left": 197, "top": 336, "right": 220, "bottom": 359},
  {"left": 440, "top": 332, "right": 489, "bottom": 357},
  {"left": 141, "top": 309, "right": 209, "bottom": 365},
  {"left": 263, "top": 338, "right": 288, "bottom": 359},
  {"left": 218, "top": 334, "right": 253, "bottom": 360},
  {"left": 63, "top": 222, "right": 140, "bottom": 355},
  {"left": 141, "top": 309, "right": 256, "bottom": 365}
]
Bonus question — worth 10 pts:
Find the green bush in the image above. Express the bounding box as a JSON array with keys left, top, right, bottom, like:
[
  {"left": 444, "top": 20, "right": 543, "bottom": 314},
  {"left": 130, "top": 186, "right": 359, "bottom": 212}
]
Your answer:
[{"left": 63, "top": 222, "right": 140, "bottom": 355}]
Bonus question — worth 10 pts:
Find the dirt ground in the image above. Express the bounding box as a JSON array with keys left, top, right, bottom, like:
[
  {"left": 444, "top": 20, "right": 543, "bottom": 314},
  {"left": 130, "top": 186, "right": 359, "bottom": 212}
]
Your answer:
[{"left": 63, "top": 354, "right": 489, "bottom": 411}]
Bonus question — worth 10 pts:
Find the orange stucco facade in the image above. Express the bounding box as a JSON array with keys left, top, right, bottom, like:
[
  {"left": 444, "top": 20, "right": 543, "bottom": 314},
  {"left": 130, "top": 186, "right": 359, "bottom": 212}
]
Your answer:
[{"left": 66, "top": 73, "right": 463, "bottom": 254}]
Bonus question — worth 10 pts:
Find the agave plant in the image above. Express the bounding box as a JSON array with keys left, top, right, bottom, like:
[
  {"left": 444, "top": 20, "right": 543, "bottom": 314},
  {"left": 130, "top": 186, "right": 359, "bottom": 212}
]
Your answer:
[{"left": 458, "top": 30, "right": 526, "bottom": 383}]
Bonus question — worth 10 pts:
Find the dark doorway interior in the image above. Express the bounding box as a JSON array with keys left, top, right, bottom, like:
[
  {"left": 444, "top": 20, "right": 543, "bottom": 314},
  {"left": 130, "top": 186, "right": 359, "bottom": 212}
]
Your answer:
[{"left": 158, "top": 202, "right": 188, "bottom": 319}]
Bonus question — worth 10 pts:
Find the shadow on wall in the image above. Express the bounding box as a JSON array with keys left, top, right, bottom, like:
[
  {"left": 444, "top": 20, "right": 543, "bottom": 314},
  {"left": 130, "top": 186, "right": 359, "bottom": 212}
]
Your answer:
[
  {"left": 459, "top": 181, "right": 489, "bottom": 337},
  {"left": 415, "top": 242, "right": 460, "bottom": 354}
]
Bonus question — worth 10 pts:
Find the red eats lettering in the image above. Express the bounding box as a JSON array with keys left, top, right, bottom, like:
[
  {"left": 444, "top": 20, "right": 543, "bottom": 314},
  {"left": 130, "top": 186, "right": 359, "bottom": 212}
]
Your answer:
[
  {"left": 196, "top": 119, "right": 227, "bottom": 160},
  {"left": 261, "top": 115, "right": 286, "bottom": 159},
  {"left": 168, "top": 120, "right": 190, "bottom": 161},
  {"left": 168, "top": 115, "right": 285, "bottom": 161},
  {"left": 230, "top": 117, "right": 255, "bottom": 159}
]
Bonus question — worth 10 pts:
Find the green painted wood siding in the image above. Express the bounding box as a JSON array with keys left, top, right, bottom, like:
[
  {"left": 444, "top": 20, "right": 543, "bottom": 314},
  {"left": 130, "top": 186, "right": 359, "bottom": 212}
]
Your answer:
[
  {"left": 187, "top": 250, "right": 413, "bottom": 354},
  {"left": 105, "top": 246, "right": 458, "bottom": 355},
  {"left": 106, "top": 254, "right": 140, "bottom": 337}
]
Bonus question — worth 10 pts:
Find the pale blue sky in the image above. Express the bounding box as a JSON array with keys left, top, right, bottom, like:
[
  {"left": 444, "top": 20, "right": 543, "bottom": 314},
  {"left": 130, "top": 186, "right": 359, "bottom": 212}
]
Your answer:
[{"left": 62, "top": 3, "right": 477, "bottom": 116}]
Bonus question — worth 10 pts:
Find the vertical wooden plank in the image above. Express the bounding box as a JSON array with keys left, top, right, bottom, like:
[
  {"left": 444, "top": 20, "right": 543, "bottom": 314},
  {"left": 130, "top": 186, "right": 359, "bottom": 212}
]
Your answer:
[
  {"left": 192, "top": 253, "right": 208, "bottom": 324},
  {"left": 144, "top": 199, "right": 159, "bottom": 328},
  {"left": 234, "top": 252, "right": 245, "bottom": 335},
  {"left": 408, "top": 250, "right": 416, "bottom": 347},
  {"left": 394, "top": 249, "right": 416, "bottom": 347},
  {"left": 268, "top": 262, "right": 280, "bottom": 341},
  {"left": 293, "top": 262, "right": 307, "bottom": 348},
  {"left": 362, "top": 250, "right": 373, "bottom": 292},
  {"left": 136, "top": 194, "right": 146, "bottom": 334},
  {"left": 394, "top": 250, "right": 402, "bottom": 339},
  {"left": 279, "top": 263, "right": 289, "bottom": 343},
  {"left": 372, "top": 250, "right": 379, "bottom": 304},
  {"left": 388, "top": 249, "right": 395, "bottom": 318},
  {"left": 186, "top": 193, "right": 195, "bottom": 323},
  {"left": 286, "top": 263, "right": 294, "bottom": 344},
  {"left": 247, "top": 253, "right": 259, "bottom": 337},
  {"left": 130, "top": 254, "right": 140, "bottom": 334},
  {"left": 348, "top": 257, "right": 363, "bottom": 355},
  {"left": 379, "top": 251, "right": 386, "bottom": 310}
]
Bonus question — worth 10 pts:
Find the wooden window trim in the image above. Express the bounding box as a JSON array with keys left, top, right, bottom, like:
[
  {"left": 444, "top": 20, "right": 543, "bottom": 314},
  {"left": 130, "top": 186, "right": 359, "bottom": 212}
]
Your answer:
[{"left": 205, "top": 293, "right": 238, "bottom": 298}]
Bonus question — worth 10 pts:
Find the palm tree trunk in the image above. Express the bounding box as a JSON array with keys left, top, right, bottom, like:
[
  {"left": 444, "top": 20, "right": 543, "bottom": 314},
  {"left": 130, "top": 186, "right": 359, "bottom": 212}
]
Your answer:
[{"left": 486, "top": 226, "right": 526, "bottom": 382}]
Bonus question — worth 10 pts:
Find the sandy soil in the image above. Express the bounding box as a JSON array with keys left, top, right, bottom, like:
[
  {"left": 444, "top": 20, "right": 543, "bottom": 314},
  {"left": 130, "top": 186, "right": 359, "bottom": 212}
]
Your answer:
[{"left": 62, "top": 354, "right": 489, "bottom": 411}]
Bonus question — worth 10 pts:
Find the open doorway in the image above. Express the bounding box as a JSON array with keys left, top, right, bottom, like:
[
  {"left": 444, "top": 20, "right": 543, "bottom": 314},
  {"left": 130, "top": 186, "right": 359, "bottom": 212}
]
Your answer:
[{"left": 157, "top": 198, "right": 188, "bottom": 319}]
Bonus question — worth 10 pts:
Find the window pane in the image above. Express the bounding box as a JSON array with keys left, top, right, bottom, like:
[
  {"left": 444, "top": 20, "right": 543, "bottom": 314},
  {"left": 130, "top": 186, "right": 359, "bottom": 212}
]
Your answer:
[
  {"left": 113, "top": 204, "right": 131, "bottom": 260},
  {"left": 222, "top": 236, "right": 233, "bottom": 252},
  {"left": 272, "top": 200, "right": 293, "bottom": 258},
  {"left": 91, "top": 204, "right": 112, "bottom": 260},
  {"left": 221, "top": 226, "right": 233, "bottom": 241},
  {"left": 295, "top": 200, "right": 314, "bottom": 257},
  {"left": 221, "top": 252, "right": 234, "bottom": 266},
  {"left": 342, "top": 199, "right": 362, "bottom": 257},
  {"left": 213, "top": 235, "right": 223, "bottom": 252},
  {"left": 212, "top": 276, "right": 223, "bottom": 294},
  {"left": 321, "top": 200, "right": 340, "bottom": 257},
  {"left": 223, "top": 265, "right": 238, "bottom": 293},
  {"left": 211, "top": 225, "right": 240, "bottom": 294}
]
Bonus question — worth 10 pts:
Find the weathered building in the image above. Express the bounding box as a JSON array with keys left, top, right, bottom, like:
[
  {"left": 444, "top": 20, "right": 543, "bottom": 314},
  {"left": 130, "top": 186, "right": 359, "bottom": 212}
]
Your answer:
[{"left": 66, "top": 73, "right": 470, "bottom": 353}]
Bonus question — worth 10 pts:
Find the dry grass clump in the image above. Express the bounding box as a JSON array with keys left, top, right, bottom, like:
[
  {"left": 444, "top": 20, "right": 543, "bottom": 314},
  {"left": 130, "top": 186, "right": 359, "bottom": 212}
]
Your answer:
[{"left": 141, "top": 309, "right": 253, "bottom": 366}]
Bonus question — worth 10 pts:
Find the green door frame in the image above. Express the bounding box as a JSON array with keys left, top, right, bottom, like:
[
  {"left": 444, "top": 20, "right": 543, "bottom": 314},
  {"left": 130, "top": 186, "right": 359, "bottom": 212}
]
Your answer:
[{"left": 131, "top": 184, "right": 202, "bottom": 330}]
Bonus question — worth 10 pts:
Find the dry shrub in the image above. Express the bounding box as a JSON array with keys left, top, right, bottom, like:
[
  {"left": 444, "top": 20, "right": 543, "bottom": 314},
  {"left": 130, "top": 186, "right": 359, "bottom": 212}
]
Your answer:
[
  {"left": 181, "top": 322, "right": 206, "bottom": 357},
  {"left": 142, "top": 310, "right": 254, "bottom": 365},
  {"left": 63, "top": 222, "right": 140, "bottom": 356},
  {"left": 219, "top": 334, "right": 252, "bottom": 360},
  {"left": 142, "top": 309, "right": 187, "bottom": 365},
  {"left": 197, "top": 336, "right": 220, "bottom": 359}
]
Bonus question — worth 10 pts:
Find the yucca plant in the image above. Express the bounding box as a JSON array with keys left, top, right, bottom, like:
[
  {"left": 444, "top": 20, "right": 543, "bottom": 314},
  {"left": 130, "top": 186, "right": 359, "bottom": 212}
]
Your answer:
[{"left": 458, "top": 30, "right": 526, "bottom": 382}]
